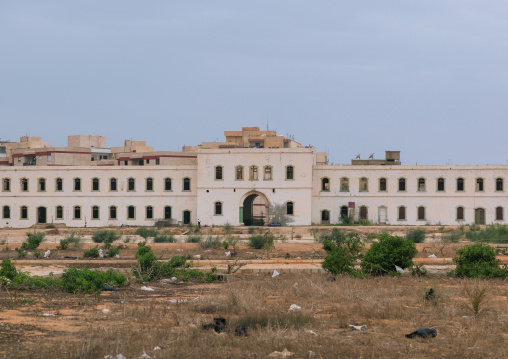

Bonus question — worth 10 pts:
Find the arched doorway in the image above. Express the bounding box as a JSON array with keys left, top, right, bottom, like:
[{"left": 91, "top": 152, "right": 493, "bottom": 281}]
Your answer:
[
  {"left": 37, "top": 207, "right": 47, "bottom": 224},
  {"left": 241, "top": 192, "right": 268, "bottom": 226},
  {"left": 475, "top": 208, "right": 485, "bottom": 225},
  {"left": 183, "top": 210, "right": 191, "bottom": 225},
  {"left": 340, "top": 206, "right": 348, "bottom": 219},
  {"left": 378, "top": 206, "right": 387, "bottom": 224}
]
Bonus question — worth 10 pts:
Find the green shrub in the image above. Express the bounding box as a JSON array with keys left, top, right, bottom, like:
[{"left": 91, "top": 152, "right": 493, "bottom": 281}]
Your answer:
[
  {"left": 443, "top": 227, "right": 464, "bottom": 243},
  {"left": 136, "top": 227, "right": 158, "bottom": 239},
  {"left": 223, "top": 222, "right": 232, "bottom": 234},
  {"left": 321, "top": 229, "right": 365, "bottom": 277},
  {"left": 83, "top": 247, "right": 100, "bottom": 258},
  {"left": 65, "top": 233, "right": 83, "bottom": 248},
  {"left": 465, "top": 224, "right": 508, "bottom": 243},
  {"left": 200, "top": 236, "right": 222, "bottom": 249},
  {"left": 186, "top": 235, "right": 202, "bottom": 244},
  {"left": 454, "top": 242, "right": 508, "bottom": 279},
  {"left": 33, "top": 251, "right": 40, "bottom": 259},
  {"left": 92, "top": 230, "right": 120, "bottom": 248},
  {"left": 359, "top": 219, "right": 371, "bottom": 226},
  {"left": 21, "top": 232, "right": 45, "bottom": 251},
  {"left": 0, "top": 259, "right": 17, "bottom": 280},
  {"left": 62, "top": 267, "right": 126, "bottom": 296},
  {"left": 248, "top": 232, "right": 275, "bottom": 250},
  {"left": 248, "top": 227, "right": 255, "bottom": 234},
  {"left": 222, "top": 241, "right": 229, "bottom": 249},
  {"left": 153, "top": 234, "right": 176, "bottom": 243},
  {"left": 406, "top": 228, "right": 426, "bottom": 243},
  {"left": 107, "top": 246, "right": 120, "bottom": 258},
  {"left": 339, "top": 215, "right": 353, "bottom": 226},
  {"left": 252, "top": 219, "right": 265, "bottom": 226},
  {"left": 132, "top": 242, "right": 217, "bottom": 282},
  {"left": 57, "top": 239, "right": 70, "bottom": 250},
  {"left": 361, "top": 232, "right": 417, "bottom": 276},
  {"left": 8, "top": 272, "right": 62, "bottom": 290},
  {"left": 16, "top": 248, "right": 27, "bottom": 258}
]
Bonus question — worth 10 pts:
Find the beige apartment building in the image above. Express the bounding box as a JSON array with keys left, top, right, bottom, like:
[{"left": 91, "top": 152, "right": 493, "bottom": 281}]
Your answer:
[{"left": 0, "top": 127, "right": 506, "bottom": 228}]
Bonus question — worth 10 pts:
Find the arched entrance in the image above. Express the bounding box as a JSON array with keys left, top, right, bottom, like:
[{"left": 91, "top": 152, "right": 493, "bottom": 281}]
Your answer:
[
  {"left": 340, "top": 206, "right": 348, "bottom": 219},
  {"left": 37, "top": 207, "right": 47, "bottom": 224},
  {"left": 240, "top": 192, "right": 269, "bottom": 226}
]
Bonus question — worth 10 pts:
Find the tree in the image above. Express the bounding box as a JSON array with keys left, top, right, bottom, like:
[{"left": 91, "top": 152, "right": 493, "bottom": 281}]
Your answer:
[
  {"left": 267, "top": 203, "right": 295, "bottom": 226},
  {"left": 361, "top": 232, "right": 417, "bottom": 276},
  {"left": 321, "top": 229, "right": 365, "bottom": 277}
]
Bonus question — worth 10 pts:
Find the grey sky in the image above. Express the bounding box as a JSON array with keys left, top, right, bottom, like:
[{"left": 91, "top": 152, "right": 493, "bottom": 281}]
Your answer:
[{"left": 1, "top": 1, "right": 507, "bottom": 165}]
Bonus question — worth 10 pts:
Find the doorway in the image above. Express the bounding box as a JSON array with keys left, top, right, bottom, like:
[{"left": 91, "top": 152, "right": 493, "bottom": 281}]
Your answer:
[
  {"left": 475, "top": 208, "right": 485, "bottom": 225},
  {"left": 242, "top": 193, "right": 267, "bottom": 226},
  {"left": 37, "top": 207, "right": 47, "bottom": 224},
  {"left": 183, "top": 210, "right": 191, "bottom": 225}
]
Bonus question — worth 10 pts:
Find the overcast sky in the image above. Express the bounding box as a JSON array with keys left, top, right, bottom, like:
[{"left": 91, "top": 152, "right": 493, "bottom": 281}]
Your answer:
[{"left": 1, "top": 1, "right": 507, "bottom": 165}]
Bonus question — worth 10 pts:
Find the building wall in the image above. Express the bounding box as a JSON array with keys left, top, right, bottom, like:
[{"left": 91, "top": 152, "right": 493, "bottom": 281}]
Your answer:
[
  {"left": 196, "top": 148, "right": 314, "bottom": 226},
  {"left": 0, "top": 166, "right": 197, "bottom": 228},
  {"left": 312, "top": 165, "right": 508, "bottom": 225}
]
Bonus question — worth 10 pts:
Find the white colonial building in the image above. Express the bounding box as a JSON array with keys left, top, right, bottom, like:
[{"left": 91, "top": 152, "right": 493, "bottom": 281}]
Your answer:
[{"left": 0, "top": 127, "right": 506, "bottom": 228}]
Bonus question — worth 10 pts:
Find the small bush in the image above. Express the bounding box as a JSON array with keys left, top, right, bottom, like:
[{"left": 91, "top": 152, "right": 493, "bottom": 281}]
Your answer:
[
  {"left": 65, "top": 233, "right": 83, "bottom": 249},
  {"left": 62, "top": 267, "right": 126, "bottom": 296},
  {"left": 407, "top": 228, "right": 426, "bottom": 243},
  {"left": 222, "top": 241, "right": 229, "bottom": 249},
  {"left": 223, "top": 222, "right": 232, "bottom": 234},
  {"left": 186, "top": 235, "right": 202, "bottom": 244},
  {"left": 21, "top": 232, "right": 45, "bottom": 251},
  {"left": 83, "top": 247, "right": 100, "bottom": 258},
  {"left": 361, "top": 232, "right": 417, "bottom": 276},
  {"left": 443, "top": 227, "right": 464, "bottom": 243},
  {"left": 248, "top": 227, "right": 255, "bottom": 234},
  {"left": 465, "top": 224, "right": 508, "bottom": 243},
  {"left": 153, "top": 234, "right": 176, "bottom": 243},
  {"left": 321, "top": 229, "right": 365, "bottom": 277},
  {"left": 359, "top": 219, "right": 371, "bottom": 226},
  {"left": 107, "top": 246, "right": 120, "bottom": 257},
  {"left": 248, "top": 232, "right": 275, "bottom": 250},
  {"left": 33, "top": 251, "right": 41, "bottom": 259},
  {"left": 454, "top": 242, "right": 508, "bottom": 278},
  {"left": 16, "top": 248, "right": 27, "bottom": 258},
  {"left": 200, "top": 236, "right": 222, "bottom": 249},
  {"left": 57, "top": 239, "right": 70, "bottom": 250},
  {"left": 0, "top": 259, "right": 17, "bottom": 280},
  {"left": 136, "top": 227, "right": 158, "bottom": 239},
  {"left": 339, "top": 216, "right": 354, "bottom": 226},
  {"left": 92, "top": 230, "right": 120, "bottom": 248}
]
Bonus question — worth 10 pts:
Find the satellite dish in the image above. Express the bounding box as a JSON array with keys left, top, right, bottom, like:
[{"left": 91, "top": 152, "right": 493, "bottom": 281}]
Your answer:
[
  {"left": 355, "top": 154, "right": 361, "bottom": 159},
  {"left": 369, "top": 153, "right": 374, "bottom": 159}
]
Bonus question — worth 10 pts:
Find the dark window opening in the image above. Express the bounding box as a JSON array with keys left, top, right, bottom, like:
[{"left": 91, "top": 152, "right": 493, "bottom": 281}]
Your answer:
[
  {"left": 321, "top": 178, "right": 330, "bottom": 191},
  {"left": 418, "top": 206, "right": 425, "bottom": 220},
  {"left": 110, "top": 178, "right": 117, "bottom": 191},
  {"left": 127, "top": 206, "right": 135, "bottom": 219},
  {"left": 321, "top": 210, "right": 330, "bottom": 223},
  {"left": 21, "top": 178, "right": 28, "bottom": 191},
  {"left": 74, "top": 178, "right": 81, "bottom": 191},
  {"left": 3, "top": 206, "right": 10, "bottom": 219},
  {"left": 56, "top": 206, "right": 63, "bottom": 219},
  {"left": 457, "top": 178, "right": 464, "bottom": 191},
  {"left": 110, "top": 206, "right": 117, "bottom": 219},
  {"left": 146, "top": 206, "right": 153, "bottom": 219},
  {"left": 286, "top": 166, "right": 294, "bottom": 180},
  {"left": 128, "top": 178, "right": 135, "bottom": 191},
  {"left": 183, "top": 178, "right": 191, "bottom": 191},
  {"left": 398, "top": 178, "right": 406, "bottom": 191},
  {"left": 2, "top": 178, "right": 10, "bottom": 191},
  {"left": 359, "top": 206, "right": 368, "bottom": 220},
  {"left": 398, "top": 206, "right": 406, "bottom": 220},
  {"left": 164, "top": 178, "right": 172, "bottom": 191},
  {"left": 418, "top": 178, "right": 426, "bottom": 191},
  {"left": 215, "top": 202, "right": 222, "bottom": 215},
  {"left": 379, "top": 178, "right": 387, "bottom": 192},
  {"left": 164, "top": 206, "right": 172, "bottom": 219},
  {"left": 215, "top": 166, "right": 223, "bottom": 180},
  {"left": 496, "top": 178, "right": 504, "bottom": 191},
  {"left": 146, "top": 178, "right": 153, "bottom": 191},
  {"left": 21, "top": 206, "right": 28, "bottom": 219},
  {"left": 476, "top": 178, "right": 484, "bottom": 192},
  {"left": 286, "top": 201, "right": 294, "bottom": 215},
  {"left": 92, "top": 206, "right": 99, "bottom": 219},
  {"left": 56, "top": 178, "right": 63, "bottom": 191},
  {"left": 74, "top": 206, "right": 81, "bottom": 219},
  {"left": 38, "top": 178, "right": 46, "bottom": 191},
  {"left": 457, "top": 206, "right": 464, "bottom": 220},
  {"left": 437, "top": 178, "right": 445, "bottom": 192},
  {"left": 496, "top": 207, "right": 504, "bottom": 221},
  {"left": 92, "top": 178, "right": 99, "bottom": 191}
]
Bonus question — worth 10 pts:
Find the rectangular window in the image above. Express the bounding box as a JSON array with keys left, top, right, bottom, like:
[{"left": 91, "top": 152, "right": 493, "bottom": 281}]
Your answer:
[
  {"left": 250, "top": 166, "right": 258, "bottom": 180},
  {"left": 3, "top": 206, "right": 11, "bottom": 219},
  {"left": 3, "top": 178, "right": 10, "bottom": 192},
  {"left": 92, "top": 179, "right": 100, "bottom": 191},
  {"left": 215, "top": 166, "right": 223, "bottom": 180},
  {"left": 92, "top": 206, "right": 99, "bottom": 220},
  {"left": 127, "top": 206, "right": 135, "bottom": 219},
  {"left": 146, "top": 206, "right": 153, "bottom": 219},
  {"left": 146, "top": 178, "right": 153, "bottom": 191},
  {"left": 56, "top": 178, "right": 63, "bottom": 191},
  {"left": 164, "top": 178, "right": 172, "bottom": 191},
  {"left": 109, "top": 206, "right": 117, "bottom": 220},
  {"left": 164, "top": 206, "right": 172, "bottom": 220},
  {"left": 236, "top": 167, "right": 243, "bottom": 180},
  {"left": 398, "top": 206, "right": 406, "bottom": 220},
  {"left": 264, "top": 167, "right": 272, "bottom": 180},
  {"left": 379, "top": 178, "right": 387, "bottom": 192},
  {"left": 74, "top": 206, "right": 81, "bottom": 219},
  {"left": 20, "top": 206, "right": 28, "bottom": 219},
  {"left": 128, "top": 178, "right": 135, "bottom": 191},
  {"left": 56, "top": 206, "right": 63, "bottom": 220},
  {"left": 110, "top": 178, "right": 117, "bottom": 191},
  {"left": 418, "top": 206, "right": 425, "bottom": 220},
  {"left": 74, "top": 178, "right": 81, "bottom": 191},
  {"left": 21, "top": 179, "right": 28, "bottom": 192},
  {"left": 286, "top": 202, "right": 294, "bottom": 215},
  {"left": 286, "top": 166, "right": 294, "bottom": 180},
  {"left": 214, "top": 202, "right": 222, "bottom": 215}
]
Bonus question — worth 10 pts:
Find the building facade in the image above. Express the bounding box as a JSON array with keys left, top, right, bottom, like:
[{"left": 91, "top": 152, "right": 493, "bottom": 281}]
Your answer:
[{"left": 0, "top": 127, "right": 506, "bottom": 228}]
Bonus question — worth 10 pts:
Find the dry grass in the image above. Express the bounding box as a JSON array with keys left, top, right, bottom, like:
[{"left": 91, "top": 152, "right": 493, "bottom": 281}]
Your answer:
[{"left": 3, "top": 275, "right": 508, "bottom": 358}]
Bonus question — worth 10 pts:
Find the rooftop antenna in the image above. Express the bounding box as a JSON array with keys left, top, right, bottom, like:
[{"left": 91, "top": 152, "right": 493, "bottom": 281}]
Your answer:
[
  {"left": 369, "top": 153, "right": 374, "bottom": 159},
  {"left": 266, "top": 116, "right": 269, "bottom": 131},
  {"left": 356, "top": 154, "right": 361, "bottom": 159}
]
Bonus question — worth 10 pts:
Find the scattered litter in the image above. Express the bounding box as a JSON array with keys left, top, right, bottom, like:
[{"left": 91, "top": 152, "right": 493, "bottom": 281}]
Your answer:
[
  {"left": 428, "top": 254, "right": 437, "bottom": 258},
  {"left": 328, "top": 275, "right": 336, "bottom": 282},
  {"left": 293, "top": 282, "right": 298, "bottom": 287},
  {"left": 161, "top": 277, "right": 178, "bottom": 283},
  {"left": 268, "top": 348, "right": 293, "bottom": 358},
  {"left": 102, "top": 309, "right": 111, "bottom": 314},
  {"left": 169, "top": 299, "right": 188, "bottom": 304},
  {"left": 288, "top": 304, "right": 301, "bottom": 311},
  {"left": 104, "top": 355, "right": 126, "bottom": 359},
  {"left": 272, "top": 269, "right": 280, "bottom": 278},
  {"left": 153, "top": 347, "right": 161, "bottom": 351},
  {"left": 114, "top": 254, "right": 120, "bottom": 258},
  {"left": 203, "top": 317, "right": 227, "bottom": 333},
  {"left": 140, "top": 286, "right": 154, "bottom": 291},
  {"left": 27, "top": 252, "right": 32, "bottom": 256},
  {"left": 204, "top": 249, "right": 212, "bottom": 253},
  {"left": 171, "top": 276, "right": 178, "bottom": 281},
  {"left": 102, "top": 285, "right": 117, "bottom": 292},
  {"left": 305, "top": 329, "right": 318, "bottom": 336},
  {"left": 308, "top": 351, "right": 315, "bottom": 356},
  {"left": 64, "top": 256, "right": 77, "bottom": 259},
  {"left": 405, "top": 328, "right": 437, "bottom": 338},
  {"left": 176, "top": 249, "right": 183, "bottom": 252},
  {"left": 44, "top": 250, "right": 51, "bottom": 258},
  {"left": 42, "top": 313, "right": 55, "bottom": 317},
  {"left": 99, "top": 249, "right": 104, "bottom": 258},
  {"left": 193, "top": 255, "right": 201, "bottom": 259},
  {"left": 235, "top": 325, "right": 247, "bottom": 336},
  {"left": 140, "top": 351, "right": 151, "bottom": 358},
  {"left": 424, "top": 288, "right": 435, "bottom": 300},
  {"left": 349, "top": 324, "right": 367, "bottom": 331},
  {"left": 225, "top": 251, "right": 231, "bottom": 256},
  {"left": 395, "top": 265, "right": 405, "bottom": 274}
]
